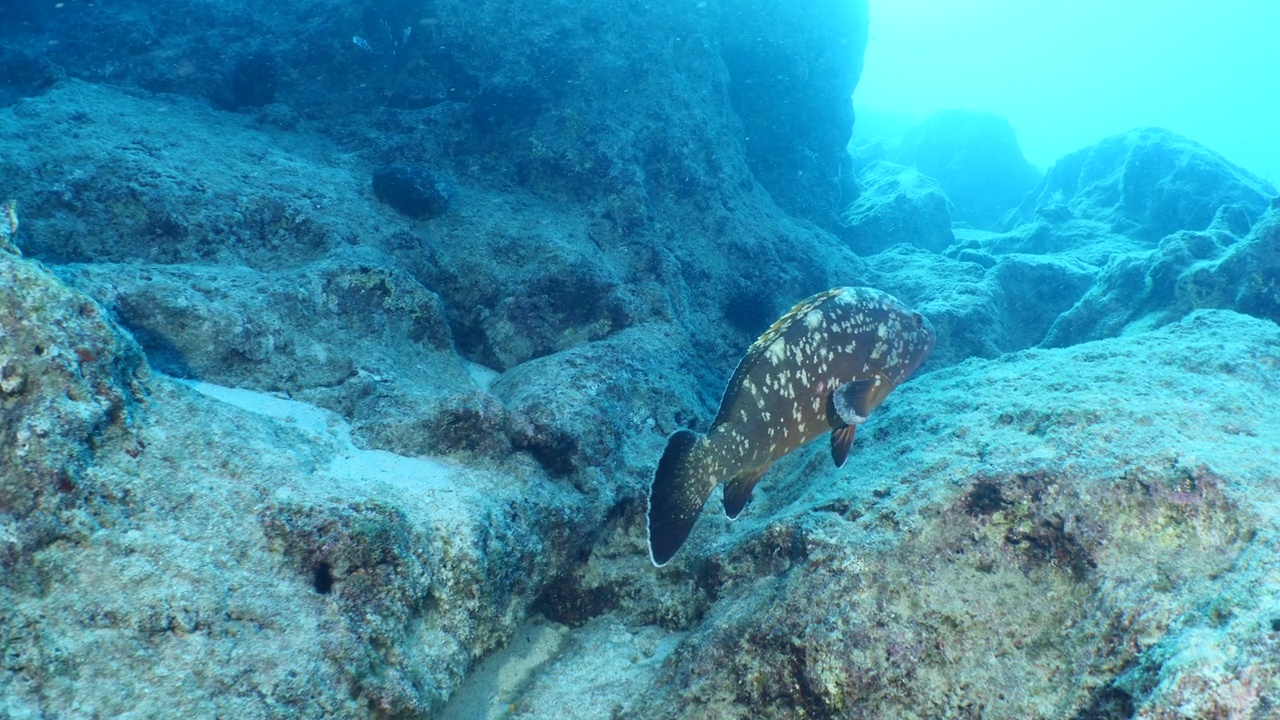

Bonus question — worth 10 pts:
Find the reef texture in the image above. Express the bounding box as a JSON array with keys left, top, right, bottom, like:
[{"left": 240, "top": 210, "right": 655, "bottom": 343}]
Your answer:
[
  {"left": 3, "top": 0, "right": 1280, "bottom": 718},
  {"left": 0, "top": 248, "right": 616, "bottom": 717},
  {"left": 838, "top": 160, "right": 955, "bottom": 255},
  {"left": 524, "top": 309, "right": 1280, "bottom": 720}
]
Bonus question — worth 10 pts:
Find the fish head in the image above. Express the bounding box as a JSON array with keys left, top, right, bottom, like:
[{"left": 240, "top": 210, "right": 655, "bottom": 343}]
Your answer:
[
  {"left": 859, "top": 291, "right": 934, "bottom": 388},
  {"left": 896, "top": 309, "right": 935, "bottom": 383}
]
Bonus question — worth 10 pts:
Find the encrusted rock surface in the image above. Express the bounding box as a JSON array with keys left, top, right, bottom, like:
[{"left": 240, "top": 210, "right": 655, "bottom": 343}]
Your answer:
[
  {"left": 839, "top": 160, "right": 955, "bottom": 255},
  {"left": 1046, "top": 206, "right": 1280, "bottom": 347},
  {"left": 3, "top": 0, "right": 1280, "bottom": 718},
  {"left": 0, "top": 248, "right": 606, "bottom": 718}
]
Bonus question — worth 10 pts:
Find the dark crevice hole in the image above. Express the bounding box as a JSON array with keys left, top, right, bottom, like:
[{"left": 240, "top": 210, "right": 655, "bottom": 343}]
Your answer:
[{"left": 313, "top": 562, "right": 333, "bottom": 594}]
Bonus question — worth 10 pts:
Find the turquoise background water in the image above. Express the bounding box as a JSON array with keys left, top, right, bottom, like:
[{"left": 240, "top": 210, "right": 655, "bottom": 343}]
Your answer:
[{"left": 857, "top": 0, "right": 1280, "bottom": 181}]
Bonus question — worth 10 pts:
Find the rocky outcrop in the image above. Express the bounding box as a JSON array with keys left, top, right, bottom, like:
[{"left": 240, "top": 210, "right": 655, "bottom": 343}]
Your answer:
[
  {"left": 0, "top": 5, "right": 871, "bottom": 708},
  {"left": 891, "top": 109, "right": 1042, "bottom": 229},
  {"left": 1045, "top": 204, "right": 1280, "bottom": 347},
  {"left": 718, "top": 0, "right": 869, "bottom": 229},
  {"left": 506, "top": 310, "right": 1280, "bottom": 719},
  {"left": 839, "top": 160, "right": 955, "bottom": 255},
  {"left": 5, "top": 0, "right": 1280, "bottom": 717},
  {"left": 0, "top": 248, "right": 147, "bottom": 576},
  {"left": 0, "top": 247, "right": 616, "bottom": 718},
  {"left": 1007, "top": 127, "right": 1276, "bottom": 242},
  {"left": 1178, "top": 203, "right": 1280, "bottom": 324}
]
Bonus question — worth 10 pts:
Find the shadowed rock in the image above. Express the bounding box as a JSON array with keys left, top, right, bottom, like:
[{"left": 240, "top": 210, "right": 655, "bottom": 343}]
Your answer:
[{"left": 892, "top": 109, "right": 1042, "bottom": 229}]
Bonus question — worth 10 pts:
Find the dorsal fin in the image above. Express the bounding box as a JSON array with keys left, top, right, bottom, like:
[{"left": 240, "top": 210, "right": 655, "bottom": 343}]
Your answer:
[{"left": 745, "top": 288, "right": 845, "bottom": 357}]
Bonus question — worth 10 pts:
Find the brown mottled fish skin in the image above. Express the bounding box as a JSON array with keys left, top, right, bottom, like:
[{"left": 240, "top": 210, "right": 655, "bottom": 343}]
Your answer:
[{"left": 648, "top": 286, "right": 935, "bottom": 566}]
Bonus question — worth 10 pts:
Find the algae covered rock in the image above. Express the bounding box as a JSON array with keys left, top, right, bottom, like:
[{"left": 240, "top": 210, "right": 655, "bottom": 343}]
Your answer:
[
  {"left": 54, "top": 252, "right": 482, "bottom": 458},
  {"left": 0, "top": 248, "right": 147, "bottom": 574},
  {"left": 0, "top": 249, "right": 609, "bottom": 718},
  {"left": 7, "top": 0, "right": 1280, "bottom": 716},
  {"left": 522, "top": 310, "right": 1280, "bottom": 719},
  {"left": 1177, "top": 205, "right": 1280, "bottom": 324},
  {"left": 1045, "top": 205, "right": 1280, "bottom": 347}
]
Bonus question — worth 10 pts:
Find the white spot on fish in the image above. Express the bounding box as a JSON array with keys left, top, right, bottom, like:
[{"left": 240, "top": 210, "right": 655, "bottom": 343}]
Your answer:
[{"left": 766, "top": 338, "right": 787, "bottom": 365}]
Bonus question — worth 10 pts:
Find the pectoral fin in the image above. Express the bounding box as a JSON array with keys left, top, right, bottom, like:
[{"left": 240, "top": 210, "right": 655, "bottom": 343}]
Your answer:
[
  {"left": 831, "top": 378, "right": 879, "bottom": 425},
  {"left": 830, "top": 424, "right": 856, "bottom": 468}
]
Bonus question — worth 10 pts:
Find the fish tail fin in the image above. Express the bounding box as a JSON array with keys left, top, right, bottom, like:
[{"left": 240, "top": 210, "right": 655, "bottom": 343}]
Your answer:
[{"left": 648, "top": 429, "right": 717, "bottom": 566}]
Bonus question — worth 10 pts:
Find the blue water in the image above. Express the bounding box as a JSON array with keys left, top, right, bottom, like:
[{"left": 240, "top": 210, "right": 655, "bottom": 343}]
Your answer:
[{"left": 857, "top": 0, "right": 1280, "bottom": 183}]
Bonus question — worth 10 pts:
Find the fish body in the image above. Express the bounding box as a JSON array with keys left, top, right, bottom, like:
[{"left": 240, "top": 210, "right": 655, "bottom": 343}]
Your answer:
[{"left": 647, "top": 286, "right": 935, "bottom": 566}]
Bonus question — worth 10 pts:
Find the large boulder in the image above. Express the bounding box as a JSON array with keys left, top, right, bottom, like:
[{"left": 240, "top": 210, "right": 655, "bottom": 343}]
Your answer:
[
  {"left": 0, "top": 247, "right": 611, "bottom": 718},
  {"left": 839, "top": 160, "right": 954, "bottom": 255},
  {"left": 1178, "top": 202, "right": 1280, "bottom": 323},
  {"left": 892, "top": 109, "right": 1042, "bottom": 229},
  {"left": 1006, "top": 127, "right": 1277, "bottom": 243},
  {"left": 0, "top": 246, "right": 147, "bottom": 573},
  {"left": 498, "top": 310, "right": 1280, "bottom": 720}
]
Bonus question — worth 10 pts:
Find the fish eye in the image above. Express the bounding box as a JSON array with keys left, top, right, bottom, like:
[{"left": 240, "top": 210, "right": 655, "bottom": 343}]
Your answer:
[{"left": 912, "top": 312, "right": 924, "bottom": 329}]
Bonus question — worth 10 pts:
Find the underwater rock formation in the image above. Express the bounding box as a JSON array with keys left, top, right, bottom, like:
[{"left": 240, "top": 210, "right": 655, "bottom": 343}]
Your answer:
[
  {"left": 372, "top": 163, "right": 452, "bottom": 219},
  {"left": 0, "top": 2, "right": 869, "bottom": 712},
  {"left": 1007, "top": 127, "right": 1277, "bottom": 242},
  {"left": 511, "top": 310, "right": 1280, "bottom": 719},
  {"left": 891, "top": 109, "right": 1042, "bottom": 229},
  {"left": 839, "top": 160, "right": 955, "bottom": 255},
  {"left": 0, "top": 246, "right": 615, "bottom": 718},
  {"left": 718, "top": 0, "right": 870, "bottom": 229},
  {"left": 0, "top": 248, "right": 147, "bottom": 575},
  {"left": 3, "top": 0, "right": 1280, "bottom": 717},
  {"left": 1045, "top": 204, "right": 1280, "bottom": 346}
]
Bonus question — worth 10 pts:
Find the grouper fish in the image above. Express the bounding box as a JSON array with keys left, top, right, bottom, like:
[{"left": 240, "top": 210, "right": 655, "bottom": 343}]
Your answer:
[{"left": 647, "top": 286, "right": 935, "bottom": 566}]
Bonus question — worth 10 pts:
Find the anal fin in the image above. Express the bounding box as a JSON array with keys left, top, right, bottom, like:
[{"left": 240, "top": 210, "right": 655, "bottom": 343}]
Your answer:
[
  {"left": 830, "top": 424, "right": 856, "bottom": 468},
  {"left": 722, "top": 464, "right": 771, "bottom": 519}
]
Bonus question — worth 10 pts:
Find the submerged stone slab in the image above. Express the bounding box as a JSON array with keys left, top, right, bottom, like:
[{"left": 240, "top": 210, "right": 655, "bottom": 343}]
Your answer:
[
  {"left": 506, "top": 309, "right": 1280, "bottom": 719},
  {"left": 840, "top": 160, "right": 955, "bottom": 255},
  {"left": 0, "top": 249, "right": 605, "bottom": 718}
]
